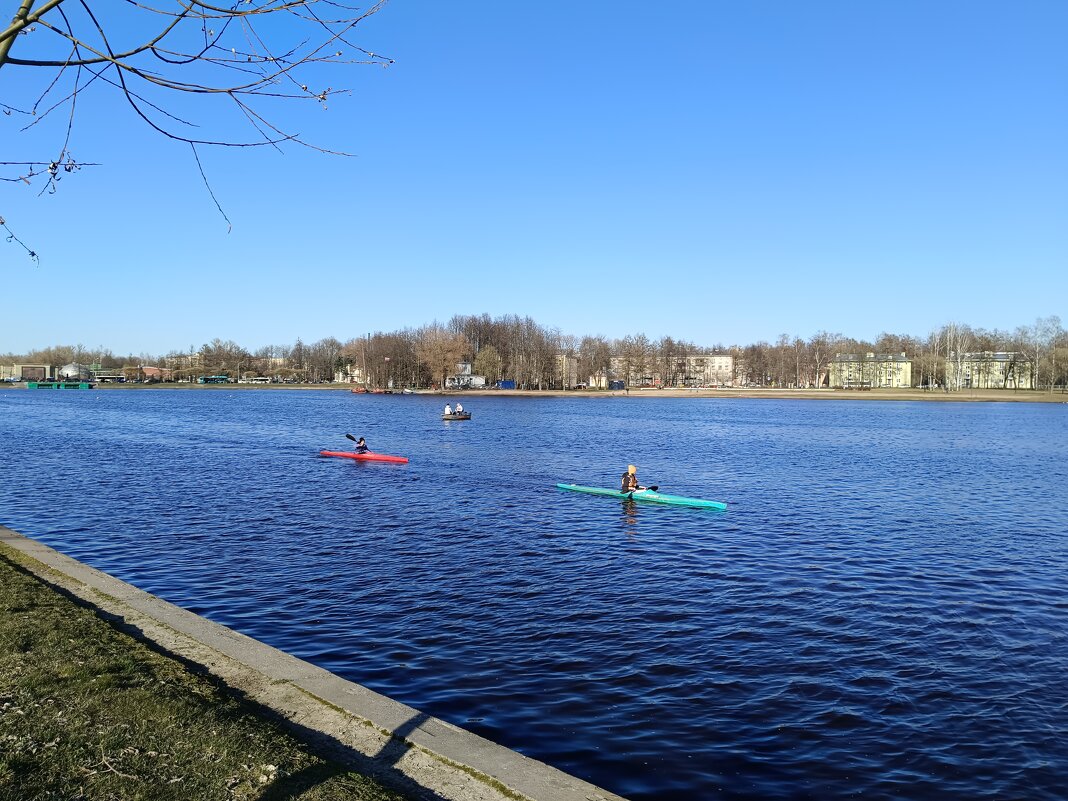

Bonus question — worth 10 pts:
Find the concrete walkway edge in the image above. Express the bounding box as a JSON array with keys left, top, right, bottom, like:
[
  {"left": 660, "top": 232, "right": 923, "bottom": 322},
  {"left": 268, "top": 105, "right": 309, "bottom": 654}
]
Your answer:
[{"left": 1, "top": 526, "right": 627, "bottom": 801}]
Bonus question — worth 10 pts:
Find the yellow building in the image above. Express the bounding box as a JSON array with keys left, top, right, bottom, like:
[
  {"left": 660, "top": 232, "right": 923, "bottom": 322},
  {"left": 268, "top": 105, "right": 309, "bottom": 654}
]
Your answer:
[
  {"left": 946, "top": 352, "right": 1032, "bottom": 390},
  {"left": 829, "top": 353, "right": 912, "bottom": 389},
  {"left": 607, "top": 354, "right": 735, "bottom": 388}
]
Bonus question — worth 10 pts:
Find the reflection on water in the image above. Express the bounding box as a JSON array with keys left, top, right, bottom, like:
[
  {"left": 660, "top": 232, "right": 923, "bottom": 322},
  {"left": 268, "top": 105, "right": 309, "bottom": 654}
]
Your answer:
[
  {"left": 2, "top": 389, "right": 1067, "bottom": 801},
  {"left": 620, "top": 499, "right": 640, "bottom": 535}
]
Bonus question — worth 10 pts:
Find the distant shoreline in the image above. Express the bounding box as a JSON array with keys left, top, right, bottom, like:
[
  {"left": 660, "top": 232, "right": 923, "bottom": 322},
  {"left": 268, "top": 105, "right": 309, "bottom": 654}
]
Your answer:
[
  {"left": 440, "top": 387, "right": 1065, "bottom": 403},
  {"left": 6, "top": 383, "right": 1063, "bottom": 403}
]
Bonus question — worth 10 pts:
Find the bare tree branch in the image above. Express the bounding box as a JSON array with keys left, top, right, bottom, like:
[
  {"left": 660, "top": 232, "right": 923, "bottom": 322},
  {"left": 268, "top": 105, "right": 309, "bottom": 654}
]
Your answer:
[
  {"left": 1, "top": 214, "right": 40, "bottom": 263},
  {"left": 3, "top": 1, "right": 391, "bottom": 158},
  {"left": 2, "top": 0, "right": 392, "bottom": 257}
]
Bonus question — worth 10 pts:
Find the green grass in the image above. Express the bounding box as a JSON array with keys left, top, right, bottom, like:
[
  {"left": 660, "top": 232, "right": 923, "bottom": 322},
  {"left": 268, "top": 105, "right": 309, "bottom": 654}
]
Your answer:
[{"left": 0, "top": 553, "right": 415, "bottom": 801}]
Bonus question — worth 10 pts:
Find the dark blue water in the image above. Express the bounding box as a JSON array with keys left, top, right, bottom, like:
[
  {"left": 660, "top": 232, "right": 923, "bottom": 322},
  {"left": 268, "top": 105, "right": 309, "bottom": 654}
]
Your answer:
[{"left": 2, "top": 389, "right": 1067, "bottom": 800}]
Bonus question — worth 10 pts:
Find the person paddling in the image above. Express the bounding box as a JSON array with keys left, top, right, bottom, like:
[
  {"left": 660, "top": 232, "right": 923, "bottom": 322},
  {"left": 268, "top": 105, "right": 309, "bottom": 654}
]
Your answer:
[
  {"left": 621, "top": 464, "right": 646, "bottom": 494},
  {"left": 353, "top": 437, "right": 369, "bottom": 454}
]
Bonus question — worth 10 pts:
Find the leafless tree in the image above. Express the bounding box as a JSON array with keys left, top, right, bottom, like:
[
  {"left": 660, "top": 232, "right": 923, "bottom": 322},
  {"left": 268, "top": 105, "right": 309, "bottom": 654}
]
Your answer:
[
  {"left": 617, "top": 333, "right": 652, "bottom": 387},
  {"left": 306, "top": 336, "right": 342, "bottom": 382},
  {"left": 448, "top": 314, "right": 496, "bottom": 354},
  {"left": 1053, "top": 325, "right": 1068, "bottom": 392},
  {"left": 577, "top": 335, "right": 611, "bottom": 387},
  {"left": 920, "top": 328, "right": 945, "bottom": 390},
  {"left": 657, "top": 336, "right": 697, "bottom": 388},
  {"left": 358, "top": 329, "right": 424, "bottom": 388},
  {"left": 414, "top": 324, "right": 469, "bottom": 389},
  {"left": 742, "top": 341, "right": 770, "bottom": 386},
  {"left": 2, "top": 0, "right": 391, "bottom": 253},
  {"left": 808, "top": 331, "right": 839, "bottom": 389},
  {"left": 941, "top": 322, "right": 973, "bottom": 391},
  {"left": 473, "top": 343, "right": 502, "bottom": 387},
  {"left": 1028, "top": 315, "right": 1064, "bottom": 392},
  {"left": 199, "top": 337, "right": 248, "bottom": 376},
  {"left": 773, "top": 333, "right": 791, "bottom": 387},
  {"left": 791, "top": 337, "right": 807, "bottom": 387},
  {"left": 556, "top": 332, "right": 578, "bottom": 389}
]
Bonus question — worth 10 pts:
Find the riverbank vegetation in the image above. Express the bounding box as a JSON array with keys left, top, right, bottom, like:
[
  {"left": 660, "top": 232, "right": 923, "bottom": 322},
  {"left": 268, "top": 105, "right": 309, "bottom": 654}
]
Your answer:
[
  {"left": 0, "top": 551, "right": 412, "bottom": 801},
  {"left": 3, "top": 313, "right": 1065, "bottom": 392}
]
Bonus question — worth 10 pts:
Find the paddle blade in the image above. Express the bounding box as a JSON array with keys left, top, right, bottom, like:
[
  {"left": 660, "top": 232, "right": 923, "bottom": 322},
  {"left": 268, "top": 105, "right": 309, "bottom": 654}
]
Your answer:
[
  {"left": 345, "top": 433, "right": 357, "bottom": 442},
  {"left": 648, "top": 485, "right": 659, "bottom": 491}
]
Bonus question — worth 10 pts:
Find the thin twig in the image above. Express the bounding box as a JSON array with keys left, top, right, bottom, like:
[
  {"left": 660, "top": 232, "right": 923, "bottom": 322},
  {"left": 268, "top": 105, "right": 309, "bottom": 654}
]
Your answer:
[{"left": 190, "top": 143, "right": 232, "bottom": 233}]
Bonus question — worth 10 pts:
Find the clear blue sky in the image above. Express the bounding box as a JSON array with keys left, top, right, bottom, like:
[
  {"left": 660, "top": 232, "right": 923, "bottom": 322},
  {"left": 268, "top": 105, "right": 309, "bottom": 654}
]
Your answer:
[{"left": 3, "top": 0, "right": 1065, "bottom": 356}]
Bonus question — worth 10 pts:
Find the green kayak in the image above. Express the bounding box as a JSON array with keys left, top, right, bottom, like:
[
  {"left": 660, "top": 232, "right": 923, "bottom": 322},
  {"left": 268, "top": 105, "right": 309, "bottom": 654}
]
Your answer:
[{"left": 555, "top": 483, "right": 727, "bottom": 510}]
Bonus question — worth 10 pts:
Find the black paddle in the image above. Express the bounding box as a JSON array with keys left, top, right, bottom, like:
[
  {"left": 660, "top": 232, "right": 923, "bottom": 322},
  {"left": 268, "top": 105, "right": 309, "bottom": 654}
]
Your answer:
[{"left": 625, "top": 484, "right": 659, "bottom": 499}]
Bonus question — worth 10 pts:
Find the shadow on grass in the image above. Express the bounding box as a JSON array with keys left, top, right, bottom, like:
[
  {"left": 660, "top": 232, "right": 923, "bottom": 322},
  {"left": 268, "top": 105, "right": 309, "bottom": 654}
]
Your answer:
[
  {"left": 5, "top": 556, "right": 458, "bottom": 801},
  {"left": 256, "top": 709, "right": 447, "bottom": 801}
]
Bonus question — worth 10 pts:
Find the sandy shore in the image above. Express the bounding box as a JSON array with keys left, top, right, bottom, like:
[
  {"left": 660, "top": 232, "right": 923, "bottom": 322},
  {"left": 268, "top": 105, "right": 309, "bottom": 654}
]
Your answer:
[
  {"left": 10, "top": 384, "right": 1062, "bottom": 402},
  {"left": 439, "top": 387, "right": 1065, "bottom": 403}
]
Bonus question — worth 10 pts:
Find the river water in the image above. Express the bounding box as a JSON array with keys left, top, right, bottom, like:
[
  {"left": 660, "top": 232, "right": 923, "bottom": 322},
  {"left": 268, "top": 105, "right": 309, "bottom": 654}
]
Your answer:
[{"left": 2, "top": 388, "right": 1066, "bottom": 800}]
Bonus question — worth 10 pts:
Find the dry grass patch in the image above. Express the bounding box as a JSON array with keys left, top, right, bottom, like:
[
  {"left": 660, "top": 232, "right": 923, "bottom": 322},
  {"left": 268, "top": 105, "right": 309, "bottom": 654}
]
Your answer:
[{"left": 0, "top": 554, "right": 413, "bottom": 801}]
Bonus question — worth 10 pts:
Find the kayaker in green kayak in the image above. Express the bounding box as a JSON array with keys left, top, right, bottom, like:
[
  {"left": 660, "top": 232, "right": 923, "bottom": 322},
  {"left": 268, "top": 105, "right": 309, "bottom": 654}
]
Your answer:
[{"left": 621, "top": 464, "right": 647, "bottom": 494}]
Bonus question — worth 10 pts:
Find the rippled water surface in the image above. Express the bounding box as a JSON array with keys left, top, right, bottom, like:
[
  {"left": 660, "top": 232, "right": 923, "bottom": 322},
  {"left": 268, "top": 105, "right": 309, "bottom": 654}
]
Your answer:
[{"left": 3, "top": 388, "right": 1067, "bottom": 800}]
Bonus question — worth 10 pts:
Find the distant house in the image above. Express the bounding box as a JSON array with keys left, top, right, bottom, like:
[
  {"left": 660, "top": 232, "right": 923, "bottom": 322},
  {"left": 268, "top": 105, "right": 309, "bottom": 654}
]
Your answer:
[
  {"left": 120, "top": 365, "right": 173, "bottom": 382},
  {"left": 829, "top": 353, "right": 912, "bottom": 389},
  {"left": 5, "top": 364, "right": 56, "bottom": 382},
  {"left": 140, "top": 366, "right": 173, "bottom": 382},
  {"left": 606, "top": 353, "right": 735, "bottom": 388},
  {"left": 684, "top": 354, "right": 734, "bottom": 387},
  {"left": 946, "top": 352, "right": 1032, "bottom": 390},
  {"left": 446, "top": 362, "right": 486, "bottom": 389},
  {"left": 555, "top": 353, "right": 581, "bottom": 389},
  {"left": 335, "top": 364, "right": 366, "bottom": 384},
  {"left": 91, "top": 365, "right": 125, "bottom": 383}
]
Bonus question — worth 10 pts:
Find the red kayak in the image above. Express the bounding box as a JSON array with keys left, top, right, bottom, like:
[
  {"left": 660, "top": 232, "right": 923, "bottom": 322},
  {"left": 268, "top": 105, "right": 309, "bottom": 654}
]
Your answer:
[{"left": 319, "top": 450, "right": 409, "bottom": 464}]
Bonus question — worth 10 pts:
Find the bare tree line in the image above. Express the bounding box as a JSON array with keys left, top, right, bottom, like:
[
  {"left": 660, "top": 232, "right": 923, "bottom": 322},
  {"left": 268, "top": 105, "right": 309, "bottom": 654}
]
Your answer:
[
  {"left": 737, "top": 318, "right": 1067, "bottom": 392},
  {"left": 4, "top": 314, "right": 1066, "bottom": 391}
]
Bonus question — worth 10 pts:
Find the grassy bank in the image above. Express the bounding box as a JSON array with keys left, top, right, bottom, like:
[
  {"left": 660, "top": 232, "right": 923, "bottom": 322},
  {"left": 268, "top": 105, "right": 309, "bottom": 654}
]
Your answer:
[{"left": 0, "top": 551, "right": 413, "bottom": 801}]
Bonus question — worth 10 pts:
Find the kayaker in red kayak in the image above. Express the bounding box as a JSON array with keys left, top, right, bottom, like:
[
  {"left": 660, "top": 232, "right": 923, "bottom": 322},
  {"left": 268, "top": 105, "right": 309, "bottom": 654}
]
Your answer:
[
  {"left": 353, "top": 437, "right": 369, "bottom": 454},
  {"left": 621, "top": 464, "right": 647, "bottom": 493}
]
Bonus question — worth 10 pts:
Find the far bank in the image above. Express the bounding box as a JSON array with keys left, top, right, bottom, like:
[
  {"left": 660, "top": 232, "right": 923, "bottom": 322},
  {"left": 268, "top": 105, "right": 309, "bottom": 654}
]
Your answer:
[{"left": 4, "top": 383, "right": 1063, "bottom": 403}]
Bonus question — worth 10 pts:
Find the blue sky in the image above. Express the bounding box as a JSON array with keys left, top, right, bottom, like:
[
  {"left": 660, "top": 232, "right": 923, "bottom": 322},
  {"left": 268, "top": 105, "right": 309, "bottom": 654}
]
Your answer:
[{"left": 3, "top": 1, "right": 1065, "bottom": 356}]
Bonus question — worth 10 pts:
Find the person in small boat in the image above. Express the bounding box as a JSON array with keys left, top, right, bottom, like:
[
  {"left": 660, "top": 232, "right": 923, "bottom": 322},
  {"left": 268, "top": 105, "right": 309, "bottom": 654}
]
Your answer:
[
  {"left": 353, "top": 437, "right": 369, "bottom": 454},
  {"left": 444, "top": 403, "right": 453, "bottom": 415},
  {"left": 455, "top": 402, "right": 464, "bottom": 414},
  {"left": 621, "top": 464, "right": 647, "bottom": 493}
]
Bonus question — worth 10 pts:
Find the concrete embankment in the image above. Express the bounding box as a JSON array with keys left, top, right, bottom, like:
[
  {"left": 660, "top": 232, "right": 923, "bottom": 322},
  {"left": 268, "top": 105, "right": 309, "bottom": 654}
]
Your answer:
[{"left": 1, "top": 526, "right": 626, "bottom": 801}]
